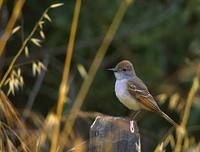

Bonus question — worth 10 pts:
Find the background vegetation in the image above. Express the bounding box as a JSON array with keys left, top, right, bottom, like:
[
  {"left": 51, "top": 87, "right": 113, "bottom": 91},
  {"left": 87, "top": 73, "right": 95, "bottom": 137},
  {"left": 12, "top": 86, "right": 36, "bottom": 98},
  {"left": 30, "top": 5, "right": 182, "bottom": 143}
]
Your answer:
[{"left": 0, "top": 0, "right": 200, "bottom": 151}]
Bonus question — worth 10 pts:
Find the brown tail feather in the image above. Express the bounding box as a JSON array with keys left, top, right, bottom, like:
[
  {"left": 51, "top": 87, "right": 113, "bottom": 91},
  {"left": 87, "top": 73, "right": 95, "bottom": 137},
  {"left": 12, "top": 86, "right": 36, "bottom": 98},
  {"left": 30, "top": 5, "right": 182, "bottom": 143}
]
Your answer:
[{"left": 160, "top": 111, "right": 178, "bottom": 127}]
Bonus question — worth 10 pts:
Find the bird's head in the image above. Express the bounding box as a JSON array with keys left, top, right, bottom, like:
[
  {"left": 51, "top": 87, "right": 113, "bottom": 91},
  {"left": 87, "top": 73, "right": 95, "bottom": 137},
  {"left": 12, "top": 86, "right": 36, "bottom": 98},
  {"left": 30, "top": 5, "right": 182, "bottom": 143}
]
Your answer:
[{"left": 108, "top": 60, "right": 136, "bottom": 80}]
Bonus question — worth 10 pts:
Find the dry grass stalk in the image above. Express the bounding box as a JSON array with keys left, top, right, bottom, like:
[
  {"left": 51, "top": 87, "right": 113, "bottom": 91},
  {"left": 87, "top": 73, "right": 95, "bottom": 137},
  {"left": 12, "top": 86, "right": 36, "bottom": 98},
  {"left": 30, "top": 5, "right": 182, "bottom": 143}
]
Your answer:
[
  {"left": 50, "top": 0, "right": 82, "bottom": 151},
  {"left": 0, "top": 3, "right": 63, "bottom": 152},
  {"left": 56, "top": 0, "right": 82, "bottom": 122},
  {"left": 0, "top": 0, "right": 25, "bottom": 57},
  {"left": 0, "top": 90, "right": 30, "bottom": 152},
  {"left": 175, "top": 76, "right": 199, "bottom": 152},
  {"left": 0, "top": 0, "right": 3, "bottom": 10},
  {"left": 62, "top": 0, "right": 134, "bottom": 145},
  {"left": 154, "top": 75, "right": 199, "bottom": 152},
  {"left": 0, "top": 3, "right": 63, "bottom": 89},
  {"left": 0, "top": 90, "right": 24, "bottom": 128},
  {"left": 68, "top": 137, "right": 86, "bottom": 152}
]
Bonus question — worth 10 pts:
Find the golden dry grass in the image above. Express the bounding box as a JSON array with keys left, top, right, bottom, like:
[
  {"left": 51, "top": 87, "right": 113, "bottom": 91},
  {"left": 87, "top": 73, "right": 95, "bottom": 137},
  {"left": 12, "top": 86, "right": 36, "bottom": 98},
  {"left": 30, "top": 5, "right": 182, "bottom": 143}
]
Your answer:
[
  {"left": 0, "top": 0, "right": 200, "bottom": 152},
  {"left": 51, "top": 0, "right": 82, "bottom": 151},
  {"left": 0, "top": 0, "right": 25, "bottom": 57}
]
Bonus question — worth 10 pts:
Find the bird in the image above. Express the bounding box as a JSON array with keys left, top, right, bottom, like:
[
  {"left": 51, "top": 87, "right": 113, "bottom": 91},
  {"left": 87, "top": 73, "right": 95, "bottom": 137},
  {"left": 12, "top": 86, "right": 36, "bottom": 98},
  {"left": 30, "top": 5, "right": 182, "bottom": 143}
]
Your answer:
[{"left": 108, "top": 60, "right": 178, "bottom": 127}]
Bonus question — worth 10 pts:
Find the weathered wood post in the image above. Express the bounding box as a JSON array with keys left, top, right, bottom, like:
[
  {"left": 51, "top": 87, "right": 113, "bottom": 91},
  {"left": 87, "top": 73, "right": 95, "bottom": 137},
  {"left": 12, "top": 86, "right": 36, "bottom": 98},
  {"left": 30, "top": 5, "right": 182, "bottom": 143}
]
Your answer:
[{"left": 89, "top": 116, "right": 141, "bottom": 152}]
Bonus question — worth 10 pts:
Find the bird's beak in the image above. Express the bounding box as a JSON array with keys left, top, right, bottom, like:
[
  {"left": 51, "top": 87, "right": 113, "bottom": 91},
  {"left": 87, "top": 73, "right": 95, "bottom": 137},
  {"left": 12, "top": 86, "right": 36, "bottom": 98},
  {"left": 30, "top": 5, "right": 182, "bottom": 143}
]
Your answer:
[{"left": 107, "top": 68, "right": 117, "bottom": 72}]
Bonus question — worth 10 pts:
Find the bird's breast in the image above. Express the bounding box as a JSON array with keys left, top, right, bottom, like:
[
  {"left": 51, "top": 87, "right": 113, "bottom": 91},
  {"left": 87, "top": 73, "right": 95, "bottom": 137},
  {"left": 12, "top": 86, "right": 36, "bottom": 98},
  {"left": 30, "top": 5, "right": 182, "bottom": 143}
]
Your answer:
[{"left": 115, "top": 79, "right": 141, "bottom": 110}]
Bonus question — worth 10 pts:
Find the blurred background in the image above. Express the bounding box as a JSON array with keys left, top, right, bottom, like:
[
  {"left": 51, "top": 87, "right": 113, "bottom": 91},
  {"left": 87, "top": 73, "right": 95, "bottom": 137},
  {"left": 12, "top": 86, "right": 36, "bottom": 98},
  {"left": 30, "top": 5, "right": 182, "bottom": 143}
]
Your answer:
[{"left": 0, "top": 0, "right": 200, "bottom": 151}]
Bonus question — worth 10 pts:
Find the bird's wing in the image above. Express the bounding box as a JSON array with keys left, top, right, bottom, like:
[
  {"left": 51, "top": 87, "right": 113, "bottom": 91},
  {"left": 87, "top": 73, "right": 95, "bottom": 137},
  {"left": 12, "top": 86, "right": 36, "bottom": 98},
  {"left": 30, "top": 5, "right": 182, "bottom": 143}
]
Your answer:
[{"left": 127, "top": 77, "right": 160, "bottom": 112}]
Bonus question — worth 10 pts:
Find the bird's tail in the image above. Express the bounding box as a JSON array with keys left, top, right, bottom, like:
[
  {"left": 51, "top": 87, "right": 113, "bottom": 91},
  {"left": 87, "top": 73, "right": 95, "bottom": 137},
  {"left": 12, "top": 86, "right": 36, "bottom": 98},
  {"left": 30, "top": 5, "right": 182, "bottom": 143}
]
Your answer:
[{"left": 160, "top": 111, "right": 178, "bottom": 127}]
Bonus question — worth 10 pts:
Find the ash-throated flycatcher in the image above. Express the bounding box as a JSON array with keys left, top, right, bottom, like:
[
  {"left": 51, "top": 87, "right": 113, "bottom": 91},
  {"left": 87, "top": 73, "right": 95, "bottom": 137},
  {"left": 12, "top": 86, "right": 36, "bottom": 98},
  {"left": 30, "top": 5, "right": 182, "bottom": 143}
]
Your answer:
[{"left": 109, "top": 60, "right": 177, "bottom": 126}]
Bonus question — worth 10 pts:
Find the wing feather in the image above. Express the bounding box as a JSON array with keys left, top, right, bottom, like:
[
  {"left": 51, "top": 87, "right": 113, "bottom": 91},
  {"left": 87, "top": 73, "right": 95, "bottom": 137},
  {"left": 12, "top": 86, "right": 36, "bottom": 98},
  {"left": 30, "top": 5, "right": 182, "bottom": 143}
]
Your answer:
[
  {"left": 127, "top": 77, "right": 177, "bottom": 127},
  {"left": 127, "top": 78, "right": 160, "bottom": 112}
]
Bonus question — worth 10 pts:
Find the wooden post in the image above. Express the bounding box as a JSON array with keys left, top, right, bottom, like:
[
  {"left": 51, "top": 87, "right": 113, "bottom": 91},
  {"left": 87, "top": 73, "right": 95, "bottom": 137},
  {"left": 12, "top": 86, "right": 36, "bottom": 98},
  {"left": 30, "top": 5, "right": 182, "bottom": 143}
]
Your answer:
[{"left": 89, "top": 116, "right": 141, "bottom": 152}]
